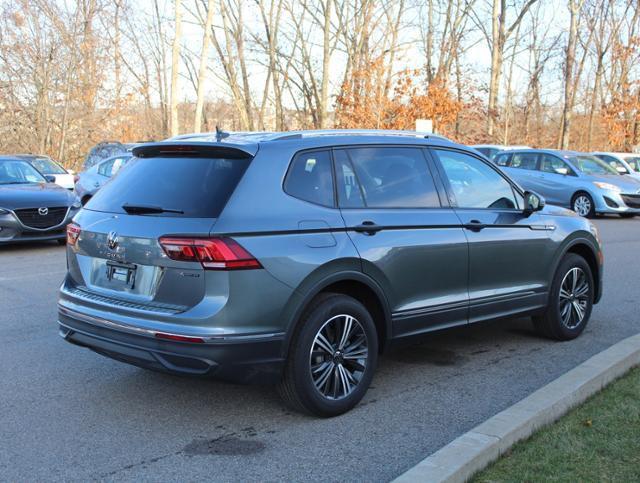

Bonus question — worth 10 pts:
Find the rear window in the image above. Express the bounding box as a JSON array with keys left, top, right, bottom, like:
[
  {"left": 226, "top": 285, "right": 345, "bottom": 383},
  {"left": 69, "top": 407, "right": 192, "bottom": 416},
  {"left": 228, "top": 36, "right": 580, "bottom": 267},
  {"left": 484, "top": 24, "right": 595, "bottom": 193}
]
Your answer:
[{"left": 87, "top": 155, "right": 251, "bottom": 217}]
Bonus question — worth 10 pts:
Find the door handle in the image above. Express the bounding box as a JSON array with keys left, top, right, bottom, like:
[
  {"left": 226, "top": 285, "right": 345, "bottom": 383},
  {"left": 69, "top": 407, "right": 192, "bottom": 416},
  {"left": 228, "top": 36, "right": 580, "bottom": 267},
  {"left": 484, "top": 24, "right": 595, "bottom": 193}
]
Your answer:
[
  {"left": 353, "top": 221, "right": 383, "bottom": 235},
  {"left": 464, "top": 220, "right": 487, "bottom": 232}
]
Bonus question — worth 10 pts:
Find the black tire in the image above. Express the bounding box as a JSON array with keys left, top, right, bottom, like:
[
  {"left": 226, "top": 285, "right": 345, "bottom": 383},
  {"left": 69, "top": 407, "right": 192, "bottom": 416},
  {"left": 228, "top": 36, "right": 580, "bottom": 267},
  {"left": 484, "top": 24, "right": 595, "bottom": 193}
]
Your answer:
[
  {"left": 278, "top": 293, "right": 378, "bottom": 417},
  {"left": 57, "top": 238, "right": 67, "bottom": 246},
  {"left": 571, "top": 192, "right": 595, "bottom": 218},
  {"left": 533, "top": 253, "right": 594, "bottom": 340},
  {"left": 620, "top": 213, "right": 636, "bottom": 218}
]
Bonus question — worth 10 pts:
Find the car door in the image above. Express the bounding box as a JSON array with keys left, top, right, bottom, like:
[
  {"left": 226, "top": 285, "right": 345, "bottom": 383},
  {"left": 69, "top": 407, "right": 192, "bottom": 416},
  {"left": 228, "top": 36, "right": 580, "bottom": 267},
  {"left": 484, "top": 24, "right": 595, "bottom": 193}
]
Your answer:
[
  {"left": 429, "top": 148, "right": 555, "bottom": 323},
  {"left": 537, "top": 154, "right": 577, "bottom": 206},
  {"left": 334, "top": 146, "right": 469, "bottom": 338},
  {"left": 502, "top": 152, "right": 543, "bottom": 193}
]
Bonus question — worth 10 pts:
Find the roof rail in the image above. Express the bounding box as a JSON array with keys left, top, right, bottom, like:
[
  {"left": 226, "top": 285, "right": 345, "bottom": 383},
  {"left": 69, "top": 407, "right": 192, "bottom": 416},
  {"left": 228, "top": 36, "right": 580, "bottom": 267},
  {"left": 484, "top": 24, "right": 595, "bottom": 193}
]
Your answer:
[{"left": 269, "top": 129, "right": 450, "bottom": 142}]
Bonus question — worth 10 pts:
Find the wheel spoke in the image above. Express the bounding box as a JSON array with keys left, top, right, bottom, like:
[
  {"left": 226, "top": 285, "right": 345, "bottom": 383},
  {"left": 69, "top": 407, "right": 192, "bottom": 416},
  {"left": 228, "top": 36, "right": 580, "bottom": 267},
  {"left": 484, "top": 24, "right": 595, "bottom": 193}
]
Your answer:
[
  {"left": 338, "top": 316, "right": 354, "bottom": 350},
  {"left": 314, "top": 333, "right": 334, "bottom": 354},
  {"left": 309, "top": 313, "right": 369, "bottom": 400}
]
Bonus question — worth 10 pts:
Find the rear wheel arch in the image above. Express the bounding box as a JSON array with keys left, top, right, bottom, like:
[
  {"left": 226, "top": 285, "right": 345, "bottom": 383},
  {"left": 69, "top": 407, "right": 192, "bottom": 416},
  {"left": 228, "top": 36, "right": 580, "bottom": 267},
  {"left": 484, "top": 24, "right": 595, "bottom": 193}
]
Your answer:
[{"left": 282, "top": 272, "right": 392, "bottom": 358}]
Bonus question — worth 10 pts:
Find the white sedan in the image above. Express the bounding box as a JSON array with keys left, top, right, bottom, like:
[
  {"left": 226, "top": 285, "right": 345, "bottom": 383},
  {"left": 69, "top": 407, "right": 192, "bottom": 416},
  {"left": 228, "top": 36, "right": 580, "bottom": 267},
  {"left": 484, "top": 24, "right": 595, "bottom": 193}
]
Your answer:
[{"left": 16, "top": 155, "right": 76, "bottom": 190}]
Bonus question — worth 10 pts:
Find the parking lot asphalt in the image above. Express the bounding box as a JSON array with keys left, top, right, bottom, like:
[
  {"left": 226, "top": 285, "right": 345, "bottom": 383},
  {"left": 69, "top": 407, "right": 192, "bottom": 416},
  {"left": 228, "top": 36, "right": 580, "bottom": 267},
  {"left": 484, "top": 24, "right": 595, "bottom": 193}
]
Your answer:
[{"left": 0, "top": 217, "right": 639, "bottom": 482}]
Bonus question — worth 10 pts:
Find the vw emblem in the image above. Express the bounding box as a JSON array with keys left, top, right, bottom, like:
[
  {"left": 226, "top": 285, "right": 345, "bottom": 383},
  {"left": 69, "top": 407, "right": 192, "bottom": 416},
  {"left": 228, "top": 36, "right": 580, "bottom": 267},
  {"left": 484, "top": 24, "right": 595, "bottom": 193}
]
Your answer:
[
  {"left": 107, "top": 231, "right": 119, "bottom": 250},
  {"left": 38, "top": 207, "right": 49, "bottom": 216}
]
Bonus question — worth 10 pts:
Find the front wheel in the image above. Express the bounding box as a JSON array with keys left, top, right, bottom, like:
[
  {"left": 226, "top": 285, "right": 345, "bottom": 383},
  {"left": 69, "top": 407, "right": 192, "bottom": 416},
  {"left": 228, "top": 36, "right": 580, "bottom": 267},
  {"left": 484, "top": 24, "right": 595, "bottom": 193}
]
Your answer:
[
  {"left": 278, "top": 293, "right": 378, "bottom": 417},
  {"left": 533, "top": 253, "right": 594, "bottom": 340},
  {"left": 572, "top": 192, "right": 595, "bottom": 218}
]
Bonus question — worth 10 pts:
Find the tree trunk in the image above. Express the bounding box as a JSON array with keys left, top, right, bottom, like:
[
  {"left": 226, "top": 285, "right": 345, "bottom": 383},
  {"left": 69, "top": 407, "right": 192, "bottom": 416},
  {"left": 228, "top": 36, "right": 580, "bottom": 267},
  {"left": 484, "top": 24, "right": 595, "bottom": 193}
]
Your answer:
[
  {"left": 194, "top": 0, "right": 215, "bottom": 133},
  {"left": 170, "top": 0, "right": 183, "bottom": 137}
]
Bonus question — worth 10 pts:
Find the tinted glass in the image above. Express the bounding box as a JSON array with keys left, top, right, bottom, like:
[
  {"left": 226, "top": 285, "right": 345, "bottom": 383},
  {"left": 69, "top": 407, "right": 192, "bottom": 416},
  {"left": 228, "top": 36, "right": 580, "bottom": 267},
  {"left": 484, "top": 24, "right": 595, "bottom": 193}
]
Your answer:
[
  {"left": 540, "top": 154, "right": 572, "bottom": 175},
  {"left": 30, "top": 157, "right": 66, "bottom": 175},
  {"left": 334, "top": 150, "right": 365, "bottom": 208},
  {"left": 570, "top": 155, "right": 618, "bottom": 175},
  {"left": 0, "top": 160, "right": 47, "bottom": 184},
  {"left": 284, "top": 150, "right": 334, "bottom": 207},
  {"left": 434, "top": 149, "right": 519, "bottom": 209},
  {"left": 339, "top": 147, "right": 440, "bottom": 208},
  {"left": 510, "top": 153, "right": 538, "bottom": 170},
  {"left": 494, "top": 153, "right": 511, "bottom": 166},
  {"left": 87, "top": 155, "right": 251, "bottom": 217}
]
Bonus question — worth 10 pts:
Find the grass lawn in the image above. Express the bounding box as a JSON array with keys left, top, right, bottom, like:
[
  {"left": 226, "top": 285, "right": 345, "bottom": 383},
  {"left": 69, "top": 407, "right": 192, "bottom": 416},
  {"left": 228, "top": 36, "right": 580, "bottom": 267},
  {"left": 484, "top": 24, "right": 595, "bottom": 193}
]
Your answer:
[{"left": 474, "top": 366, "right": 640, "bottom": 482}]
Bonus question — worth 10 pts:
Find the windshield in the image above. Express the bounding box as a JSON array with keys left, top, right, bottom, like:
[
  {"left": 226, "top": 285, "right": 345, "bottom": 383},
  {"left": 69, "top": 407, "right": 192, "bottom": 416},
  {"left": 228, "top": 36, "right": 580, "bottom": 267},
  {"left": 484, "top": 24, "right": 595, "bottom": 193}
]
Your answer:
[
  {"left": 29, "top": 157, "right": 66, "bottom": 175},
  {"left": 0, "top": 160, "right": 48, "bottom": 184},
  {"left": 622, "top": 156, "right": 640, "bottom": 172},
  {"left": 570, "top": 155, "right": 619, "bottom": 175}
]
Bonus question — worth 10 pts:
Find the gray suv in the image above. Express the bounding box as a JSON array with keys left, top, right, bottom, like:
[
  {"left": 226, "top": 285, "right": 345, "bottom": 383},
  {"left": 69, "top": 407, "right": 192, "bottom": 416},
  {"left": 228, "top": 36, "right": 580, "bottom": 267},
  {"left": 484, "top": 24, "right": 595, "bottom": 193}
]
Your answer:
[{"left": 58, "top": 131, "right": 603, "bottom": 416}]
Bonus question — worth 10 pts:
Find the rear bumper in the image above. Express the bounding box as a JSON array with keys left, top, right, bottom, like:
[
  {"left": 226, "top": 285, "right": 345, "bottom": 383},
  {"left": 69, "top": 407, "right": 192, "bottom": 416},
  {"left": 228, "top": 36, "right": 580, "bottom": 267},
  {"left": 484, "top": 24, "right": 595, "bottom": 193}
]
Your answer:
[{"left": 58, "top": 305, "right": 285, "bottom": 384}]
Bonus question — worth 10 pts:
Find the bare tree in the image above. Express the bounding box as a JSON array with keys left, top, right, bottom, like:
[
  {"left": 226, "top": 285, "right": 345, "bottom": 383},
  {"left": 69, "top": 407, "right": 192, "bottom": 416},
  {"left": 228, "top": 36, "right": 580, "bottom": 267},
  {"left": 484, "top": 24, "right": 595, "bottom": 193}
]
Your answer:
[{"left": 170, "top": 0, "right": 183, "bottom": 136}]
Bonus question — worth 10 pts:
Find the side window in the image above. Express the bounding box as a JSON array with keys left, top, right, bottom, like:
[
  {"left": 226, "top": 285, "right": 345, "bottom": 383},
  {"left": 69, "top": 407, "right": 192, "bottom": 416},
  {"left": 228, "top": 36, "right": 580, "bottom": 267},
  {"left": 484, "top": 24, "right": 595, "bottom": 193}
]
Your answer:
[
  {"left": 494, "top": 153, "right": 511, "bottom": 166},
  {"left": 433, "top": 149, "right": 520, "bottom": 210},
  {"left": 284, "top": 150, "right": 334, "bottom": 207},
  {"left": 98, "top": 159, "right": 115, "bottom": 177},
  {"left": 510, "top": 153, "right": 538, "bottom": 170},
  {"left": 337, "top": 147, "right": 440, "bottom": 208},
  {"left": 599, "top": 155, "right": 628, "bottom": 174},
  {"left": 334, "top": 150, "right": 365, "bottom": 208},
  {"left": 540, "top": 155, "right": 572, "bottom": 175}
]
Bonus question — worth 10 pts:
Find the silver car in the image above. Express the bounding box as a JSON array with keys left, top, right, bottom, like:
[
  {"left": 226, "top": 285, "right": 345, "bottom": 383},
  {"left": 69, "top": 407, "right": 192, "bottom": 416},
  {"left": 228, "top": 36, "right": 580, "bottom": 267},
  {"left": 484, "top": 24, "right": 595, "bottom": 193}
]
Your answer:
[
  {"left": 75, "top": 153, "right": 132, "bottom": 205},
  {"left": 495, "top": 149, "right": 640, "bottom": 218}
]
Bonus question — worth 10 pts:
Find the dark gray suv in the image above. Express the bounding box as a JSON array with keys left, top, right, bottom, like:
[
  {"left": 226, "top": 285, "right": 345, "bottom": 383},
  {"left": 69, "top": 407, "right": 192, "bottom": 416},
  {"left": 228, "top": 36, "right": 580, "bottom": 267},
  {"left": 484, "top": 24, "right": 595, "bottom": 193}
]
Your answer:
[{"left": 58, "top": 130, "right": 603, "bottom": 416}]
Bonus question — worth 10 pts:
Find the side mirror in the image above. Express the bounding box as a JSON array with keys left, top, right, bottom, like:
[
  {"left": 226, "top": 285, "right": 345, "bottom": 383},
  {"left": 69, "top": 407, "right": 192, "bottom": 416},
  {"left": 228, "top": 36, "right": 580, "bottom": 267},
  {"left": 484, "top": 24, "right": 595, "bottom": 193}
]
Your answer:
[
  {"left": 555, "top": 167, "right": 569, "bottom": 175},
  {"left": 45, "top": 175, "right": 56, "bottom": 183},
  {"left": 524, "top": 191, "right": 545, "bottom": 215}
]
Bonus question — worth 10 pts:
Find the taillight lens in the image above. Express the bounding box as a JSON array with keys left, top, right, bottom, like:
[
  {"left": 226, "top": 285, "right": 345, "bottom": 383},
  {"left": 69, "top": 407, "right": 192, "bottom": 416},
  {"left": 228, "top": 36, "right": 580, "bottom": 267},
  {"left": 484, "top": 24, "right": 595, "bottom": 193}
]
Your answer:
[
  {"left": 67, "top": 223, "right": 81, "bottom": 245},
  {"left": 159, "top": 237, "right": 262, "bottom": 270}
]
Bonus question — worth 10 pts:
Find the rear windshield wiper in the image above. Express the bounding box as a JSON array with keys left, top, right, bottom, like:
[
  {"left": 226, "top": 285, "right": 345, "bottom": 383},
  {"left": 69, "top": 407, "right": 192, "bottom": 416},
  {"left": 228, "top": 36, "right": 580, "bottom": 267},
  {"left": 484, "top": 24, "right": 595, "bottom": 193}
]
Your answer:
[{"left": 122, "top": 203, "right": 184, "bottom": 215}]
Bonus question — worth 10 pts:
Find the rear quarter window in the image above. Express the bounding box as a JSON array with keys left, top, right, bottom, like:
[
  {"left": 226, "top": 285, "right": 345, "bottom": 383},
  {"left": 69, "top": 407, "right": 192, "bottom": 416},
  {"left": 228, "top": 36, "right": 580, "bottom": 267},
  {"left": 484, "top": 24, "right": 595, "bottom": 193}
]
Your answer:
[
  {"left": 284, "top": 150, "right": 335, "bottom": 207},
  {"left": 87, "top": 155, "right": 251, "bottom": 217}
]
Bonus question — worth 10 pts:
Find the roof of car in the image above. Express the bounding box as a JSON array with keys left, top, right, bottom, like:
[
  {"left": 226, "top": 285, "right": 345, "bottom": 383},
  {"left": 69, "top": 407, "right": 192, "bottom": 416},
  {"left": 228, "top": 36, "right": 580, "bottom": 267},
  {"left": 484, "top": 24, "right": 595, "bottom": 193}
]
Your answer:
[
  {"left": 500, "top": 148, "right": 584, "bottom": 157},
  {"left": 135, "top": 129, "right": 458, "bottom": 158},
  {"left": 1, "top": 154, "right": 51, "bottom": 160}
]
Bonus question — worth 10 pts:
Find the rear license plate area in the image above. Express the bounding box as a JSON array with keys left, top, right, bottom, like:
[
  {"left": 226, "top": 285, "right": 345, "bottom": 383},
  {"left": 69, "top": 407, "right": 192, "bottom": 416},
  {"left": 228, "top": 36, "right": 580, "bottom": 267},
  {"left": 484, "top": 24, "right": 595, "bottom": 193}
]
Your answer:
[{"left": 106, "top": 261, "right": 137, "bottom": 289}]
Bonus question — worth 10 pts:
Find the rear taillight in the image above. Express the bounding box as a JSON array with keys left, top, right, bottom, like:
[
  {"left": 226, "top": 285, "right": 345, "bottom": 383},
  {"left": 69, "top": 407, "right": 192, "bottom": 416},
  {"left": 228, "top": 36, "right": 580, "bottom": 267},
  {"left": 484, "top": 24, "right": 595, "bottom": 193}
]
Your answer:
[
  {"left": 67, "top": 223, "right": 81, "bottom": 245},
  {"left": 159, "top": 237, "right": 262, "bottom": 270}
]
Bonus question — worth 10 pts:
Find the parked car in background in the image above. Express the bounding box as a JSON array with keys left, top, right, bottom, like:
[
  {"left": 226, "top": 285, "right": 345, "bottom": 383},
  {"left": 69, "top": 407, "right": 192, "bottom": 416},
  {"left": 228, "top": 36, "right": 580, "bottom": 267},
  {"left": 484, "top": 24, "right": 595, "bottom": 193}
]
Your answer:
[
  {"left": 59, "top": 130, "right": 603, "bottom": 417},
  {"left": 14, "top": 154, "right": 76, "bottom": 190},
  {"left": 75, "top": 153, "right": 133, "bottom": 205},
  {"left": 0, "top": 156, "right": 80, "bottom": 244},
  {"left": 592, "top": 152, "right": 640, "bottom": 180},
  {"left": 82, "top": 141, "right": 141, "bottom": 171},
  {"left": 495, "top": 149, "right": 640, "bottom": 218},
  {"left": 472, "top": 144, "right": 531, "bottom": 161}
]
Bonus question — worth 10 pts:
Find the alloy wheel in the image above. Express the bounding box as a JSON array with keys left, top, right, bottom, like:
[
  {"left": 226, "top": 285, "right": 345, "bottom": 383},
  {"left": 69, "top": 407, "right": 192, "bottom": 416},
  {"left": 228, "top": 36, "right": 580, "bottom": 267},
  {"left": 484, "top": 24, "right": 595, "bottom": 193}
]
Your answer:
[
  {"left": 573, "top": 195, "right": 592, "bottom": 217},
  {"left": 309, "top": 314, "right": 369, "bottom": 400},
  {"left": 558, "top": 267, "right": 590, "bottom": 329}
]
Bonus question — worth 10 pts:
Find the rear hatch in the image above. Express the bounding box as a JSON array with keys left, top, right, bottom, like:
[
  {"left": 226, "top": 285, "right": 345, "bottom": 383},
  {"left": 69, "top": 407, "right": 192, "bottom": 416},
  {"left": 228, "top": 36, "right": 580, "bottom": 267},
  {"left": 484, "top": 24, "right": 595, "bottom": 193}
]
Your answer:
[{"left": 64, "top": 143, "right": 254, "bottom": 314}]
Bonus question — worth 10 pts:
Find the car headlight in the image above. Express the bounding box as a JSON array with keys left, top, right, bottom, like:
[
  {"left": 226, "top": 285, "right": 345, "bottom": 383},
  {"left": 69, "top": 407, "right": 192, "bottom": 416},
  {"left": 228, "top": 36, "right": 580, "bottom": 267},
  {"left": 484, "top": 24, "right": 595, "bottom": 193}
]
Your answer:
[{"left": 593, "top": 182, "right": 621, "bottom": 192}]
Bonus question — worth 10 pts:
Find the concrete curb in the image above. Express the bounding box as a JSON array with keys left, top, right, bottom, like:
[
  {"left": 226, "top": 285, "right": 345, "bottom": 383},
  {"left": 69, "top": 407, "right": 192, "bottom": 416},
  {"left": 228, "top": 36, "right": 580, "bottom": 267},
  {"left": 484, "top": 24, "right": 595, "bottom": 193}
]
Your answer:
[{"left": 393, "top": 333, "right": 640, "bottom": 483}]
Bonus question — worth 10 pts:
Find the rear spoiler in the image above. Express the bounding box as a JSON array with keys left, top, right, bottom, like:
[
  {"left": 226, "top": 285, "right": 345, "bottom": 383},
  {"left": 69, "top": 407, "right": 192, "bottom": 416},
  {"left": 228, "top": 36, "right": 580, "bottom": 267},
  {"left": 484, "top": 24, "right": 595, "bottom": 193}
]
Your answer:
[{"left": 132, "top": 141, "right": 258, "bottom": 159}]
